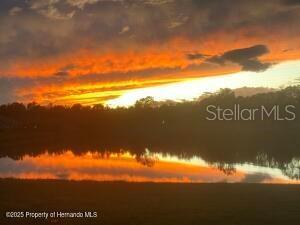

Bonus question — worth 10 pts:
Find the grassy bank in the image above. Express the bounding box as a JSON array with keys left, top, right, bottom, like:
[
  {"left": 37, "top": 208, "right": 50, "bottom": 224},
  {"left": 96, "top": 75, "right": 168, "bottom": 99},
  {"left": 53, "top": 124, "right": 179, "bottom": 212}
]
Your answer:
[{"left": 1, "top": 179, "right": 300, "bottom": 225}]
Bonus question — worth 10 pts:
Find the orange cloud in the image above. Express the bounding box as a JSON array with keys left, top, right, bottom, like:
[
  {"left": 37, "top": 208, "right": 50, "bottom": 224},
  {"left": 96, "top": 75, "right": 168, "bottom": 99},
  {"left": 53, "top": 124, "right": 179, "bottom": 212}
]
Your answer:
[
  {"left": 3, "top": 33, "right": 300, "bottom": 105},
  {"left": 2, "top": 33, "right": 299, "bottom": 80}
]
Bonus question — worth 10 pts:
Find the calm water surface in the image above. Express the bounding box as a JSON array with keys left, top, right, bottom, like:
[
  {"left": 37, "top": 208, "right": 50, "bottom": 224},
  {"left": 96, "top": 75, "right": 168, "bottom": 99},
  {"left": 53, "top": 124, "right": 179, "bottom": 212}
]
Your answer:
[{"left": 0, "top": 149, "right": 299, "bottom": 183}]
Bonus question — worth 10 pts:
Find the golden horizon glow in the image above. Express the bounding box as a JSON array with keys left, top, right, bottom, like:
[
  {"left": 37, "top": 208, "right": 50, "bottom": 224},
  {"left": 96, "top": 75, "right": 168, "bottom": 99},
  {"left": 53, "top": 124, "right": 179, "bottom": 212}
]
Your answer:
[
  {"left": 11, "top": 60, "right": 300, "bottom": 107},
  {"left": 106, "top": 60, "right": 300, "bottom": 107}
]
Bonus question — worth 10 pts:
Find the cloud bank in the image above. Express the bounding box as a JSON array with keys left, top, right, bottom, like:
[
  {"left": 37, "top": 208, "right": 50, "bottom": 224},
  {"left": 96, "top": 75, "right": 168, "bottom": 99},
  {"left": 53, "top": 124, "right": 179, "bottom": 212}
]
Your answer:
[{"left": 0, "top": 0, "right": 299, "bottom": 104}]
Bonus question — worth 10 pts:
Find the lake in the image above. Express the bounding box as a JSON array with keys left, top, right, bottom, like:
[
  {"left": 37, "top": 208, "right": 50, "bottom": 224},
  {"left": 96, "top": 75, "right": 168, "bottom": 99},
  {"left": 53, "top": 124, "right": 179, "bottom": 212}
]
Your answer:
[{"left": 0, "top": 148, "right": 299, "bottom": 184}]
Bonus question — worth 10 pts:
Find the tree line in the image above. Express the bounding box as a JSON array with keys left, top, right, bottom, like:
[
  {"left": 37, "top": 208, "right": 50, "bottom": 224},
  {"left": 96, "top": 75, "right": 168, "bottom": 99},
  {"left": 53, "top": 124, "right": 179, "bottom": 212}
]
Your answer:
[{"left": 0, "top": 85, "right": 299, "bottom": 178}]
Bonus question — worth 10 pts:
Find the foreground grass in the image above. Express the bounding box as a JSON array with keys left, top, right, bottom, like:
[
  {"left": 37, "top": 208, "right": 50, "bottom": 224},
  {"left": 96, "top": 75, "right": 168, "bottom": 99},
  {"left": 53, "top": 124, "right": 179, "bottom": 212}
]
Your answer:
[{"left": 0, "top": 179, "right": 300, "bottom": 225}]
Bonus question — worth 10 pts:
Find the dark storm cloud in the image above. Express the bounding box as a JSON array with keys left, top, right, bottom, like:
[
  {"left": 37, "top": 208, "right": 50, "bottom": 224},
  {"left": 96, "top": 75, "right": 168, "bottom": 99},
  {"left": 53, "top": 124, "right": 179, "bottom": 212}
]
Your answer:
[
  {"left": 208, "top": 45, "right": 272, "bottom": 72},
  {"left": 186, "top": 53, "right": 209, "bottom": 60},
  {"left": 281, "top": 0, "right": 300, "bottom": 5},
  {"left": 0, "top": 77, "right": 34, "bottom": 104},
  {"left": 0, "top": 0, "right": 299, "bottom": 64},
  {"left": 53, "top": 71, "right": 69, "bottom": 77},
  {"left": 53, "top": 64, "right": 79, "bottom": 77},
  {"left": 0, "top": 78, "right": 15, "bottom": 103}
]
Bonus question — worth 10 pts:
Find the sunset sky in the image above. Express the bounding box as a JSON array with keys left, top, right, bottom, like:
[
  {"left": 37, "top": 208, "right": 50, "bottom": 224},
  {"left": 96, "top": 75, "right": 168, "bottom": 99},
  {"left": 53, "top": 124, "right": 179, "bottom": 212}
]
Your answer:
[{"left": 0, "top": 0, "right": 300, "bottom": 106}]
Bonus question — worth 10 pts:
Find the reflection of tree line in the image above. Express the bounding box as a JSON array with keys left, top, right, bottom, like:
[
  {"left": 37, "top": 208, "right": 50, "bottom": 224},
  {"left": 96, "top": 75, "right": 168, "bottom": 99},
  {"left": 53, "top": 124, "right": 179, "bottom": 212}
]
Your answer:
[{"left": 0, "top": 86, "right": 299, "bottom": 178}]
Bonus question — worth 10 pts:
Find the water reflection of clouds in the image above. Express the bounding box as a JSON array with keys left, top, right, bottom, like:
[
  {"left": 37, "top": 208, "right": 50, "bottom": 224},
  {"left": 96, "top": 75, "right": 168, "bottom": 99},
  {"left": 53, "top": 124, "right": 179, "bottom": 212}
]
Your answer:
[{"left": 0, "top": 151, "right": 298, "bottom": 184}]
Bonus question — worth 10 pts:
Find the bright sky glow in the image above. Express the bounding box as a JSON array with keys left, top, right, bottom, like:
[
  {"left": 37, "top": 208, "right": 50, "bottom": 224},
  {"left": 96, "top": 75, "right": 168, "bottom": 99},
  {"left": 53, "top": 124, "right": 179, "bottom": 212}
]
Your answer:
[{"left": 107, "top": 60, "right": 300, "bottom": 107}]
